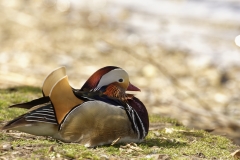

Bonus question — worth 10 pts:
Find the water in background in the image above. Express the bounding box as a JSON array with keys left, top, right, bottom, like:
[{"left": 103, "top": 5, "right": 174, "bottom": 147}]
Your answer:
[{"left": 72, "top": 0, "right": 240, "bottom": 68}]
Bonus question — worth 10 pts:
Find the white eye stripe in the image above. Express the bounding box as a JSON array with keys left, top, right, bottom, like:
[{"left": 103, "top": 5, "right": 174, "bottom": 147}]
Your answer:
[{"left": 96, "top": 69, "right": 129, "bottom": 89}]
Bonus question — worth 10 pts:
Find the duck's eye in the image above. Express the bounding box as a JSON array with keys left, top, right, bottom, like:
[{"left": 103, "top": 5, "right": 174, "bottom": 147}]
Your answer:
[{"left": 118, "top": 78, "right": 124, "bottom": 83}]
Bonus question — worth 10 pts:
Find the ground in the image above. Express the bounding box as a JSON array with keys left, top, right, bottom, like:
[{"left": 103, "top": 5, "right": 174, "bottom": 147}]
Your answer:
[{"left": 0, "top": 86, "right": 239, "bottom": 159}]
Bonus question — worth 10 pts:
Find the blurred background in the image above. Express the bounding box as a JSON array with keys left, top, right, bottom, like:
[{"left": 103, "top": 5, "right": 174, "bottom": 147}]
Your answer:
[{"left": 0, "top": 0, "right": 240, "bottom": 144}]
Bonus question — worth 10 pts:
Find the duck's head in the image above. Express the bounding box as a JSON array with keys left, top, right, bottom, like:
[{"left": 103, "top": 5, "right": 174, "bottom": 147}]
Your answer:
[{"left": 80, "top": 66, "right": 140, "bottom": 92}]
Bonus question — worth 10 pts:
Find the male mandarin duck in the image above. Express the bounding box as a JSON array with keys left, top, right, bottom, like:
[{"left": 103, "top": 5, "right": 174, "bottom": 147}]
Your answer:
[{"left": 2, "top": 66, "right": 149, "bottom": 147}]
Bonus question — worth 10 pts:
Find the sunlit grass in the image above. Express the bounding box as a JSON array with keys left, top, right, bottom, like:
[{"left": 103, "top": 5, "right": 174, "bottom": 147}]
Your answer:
[{"left": 0, "top": 86, "right": 238, "bottom": 159}]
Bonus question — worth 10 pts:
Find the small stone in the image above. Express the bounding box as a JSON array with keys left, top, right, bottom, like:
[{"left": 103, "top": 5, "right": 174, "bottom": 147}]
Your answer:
[
  {"left": 100, "top": 154, "right": 109, "bottom": 160},
  {"left": 1, "top": 143, "right": 12, "bottom": 151},
  {"left": 146, "top": 154, "right": 170, "bottom": 160},
  {"left": 153, "top": 131, "right": 161, "bottom": 137},
  {"left": 56, "top": 153, "right": 61, "bottom": 158},
  {"left": 165, "top": 128, "right": 174, "bottom": 134},
  {"left": 158, "top": 154, "right": 171, "bottom": 160}
]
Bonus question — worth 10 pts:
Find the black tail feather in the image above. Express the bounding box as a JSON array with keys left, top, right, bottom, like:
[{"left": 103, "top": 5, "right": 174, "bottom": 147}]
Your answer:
[{"left": 9, "top": 96, "right": 51, "bottom": 109}]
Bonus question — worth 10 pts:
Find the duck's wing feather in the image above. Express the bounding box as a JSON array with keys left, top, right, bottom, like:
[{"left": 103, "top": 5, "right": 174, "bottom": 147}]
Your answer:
[
  {"left": 7, "top": 67, "right": 84, "bottom": 125},
  {"left": 2, "top": 103, "right": 58, "bottom": 131},
  {"left": 48, "top": 75, "right": 84, "bottom": 124},
  {"left": 41, "top": 66, "right": 84, "bottom": 124},
  {"left": 8, "top": 67, "right": 67, "bottom": 110},
  {"left": 42, "top": 67, "right": 66, "bottom": 96}
]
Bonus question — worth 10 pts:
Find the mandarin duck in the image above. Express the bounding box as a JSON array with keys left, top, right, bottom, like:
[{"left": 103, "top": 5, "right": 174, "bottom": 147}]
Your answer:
[{"left": 2, "top": 66, "right": 149, "bottom": 147}]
